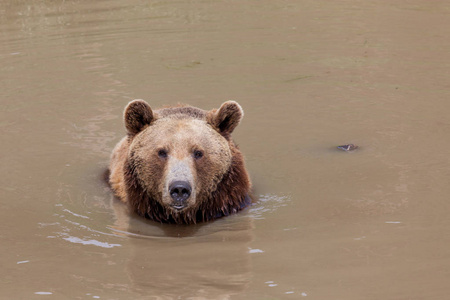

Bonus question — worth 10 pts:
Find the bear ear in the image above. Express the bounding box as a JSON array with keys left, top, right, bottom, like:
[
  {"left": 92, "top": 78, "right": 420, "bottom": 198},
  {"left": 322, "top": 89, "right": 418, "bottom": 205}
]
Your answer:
[
  {"left": 124, "top": 99, "right": 154, "bottom": 135},
  {"left": 209, "top": 101, "right": 244, "bottom": 135}
]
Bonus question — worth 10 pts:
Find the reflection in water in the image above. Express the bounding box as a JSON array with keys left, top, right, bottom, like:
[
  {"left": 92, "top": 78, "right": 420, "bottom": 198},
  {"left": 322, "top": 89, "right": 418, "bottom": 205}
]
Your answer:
[
  {"left": 127, "top": 232, "right": 252, "bottom": 300},
  {"left": 111, "top": 196, "right": 254, "bottom": 299},
  {"left": 248, "top": 248, "right": 264, "bottom": 254},
  {"left": 61, "top": 235, "right": 121, "bottom": 249},
  {"left": 34, "top": 292, "right": 53, "bottom": 295},
  {"left": 62, "top": 208, "right": 90, "bottom": 219}
]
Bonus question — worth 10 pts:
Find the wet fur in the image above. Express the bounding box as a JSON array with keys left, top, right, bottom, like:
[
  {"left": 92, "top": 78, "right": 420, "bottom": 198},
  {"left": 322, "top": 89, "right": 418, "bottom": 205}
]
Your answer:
[
  {"left": 124, "top": 146, "right": 251, "bottom": 223},
  {"left": 109, "top": 101, "right": 251, "bottom": 224}
]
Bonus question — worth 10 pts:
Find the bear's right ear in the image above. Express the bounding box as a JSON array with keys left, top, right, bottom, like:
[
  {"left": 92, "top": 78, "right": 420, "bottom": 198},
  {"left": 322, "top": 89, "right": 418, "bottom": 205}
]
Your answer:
[{"left": 124, "top": 99, "right": 154, "bottom": 135}]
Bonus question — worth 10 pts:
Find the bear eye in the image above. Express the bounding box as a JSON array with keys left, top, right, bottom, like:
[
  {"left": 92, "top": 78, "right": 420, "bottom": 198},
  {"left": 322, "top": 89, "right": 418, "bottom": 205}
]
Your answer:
[
  {"left": 193, "top": 150, "right": 204, "bottom": 160},
  {"left": 158, "top": 149, "right": 168, "bottom": 159}
]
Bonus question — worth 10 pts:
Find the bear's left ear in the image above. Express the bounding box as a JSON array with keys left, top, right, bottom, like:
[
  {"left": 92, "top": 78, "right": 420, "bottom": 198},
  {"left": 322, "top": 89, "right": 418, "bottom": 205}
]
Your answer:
[
  {"left": 124, "top": 99, "right": 154, "bottom": 136},
  {"left": 208, "top": 101, "right": 244, "bottom": 136}
]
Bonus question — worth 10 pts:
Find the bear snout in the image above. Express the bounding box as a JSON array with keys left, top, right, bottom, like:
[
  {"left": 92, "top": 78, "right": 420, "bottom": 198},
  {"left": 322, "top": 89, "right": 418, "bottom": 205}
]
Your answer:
[{"left": 169, "top": 181, "right": 192, "bottom": 210}]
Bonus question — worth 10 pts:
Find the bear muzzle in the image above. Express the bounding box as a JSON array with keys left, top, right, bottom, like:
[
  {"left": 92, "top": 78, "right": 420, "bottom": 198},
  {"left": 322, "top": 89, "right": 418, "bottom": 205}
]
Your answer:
[
  {"left": 164, "top": 157, "right": 197, "bottom": 211},
  {"left": 169, "top": 181, "right": 192, "bottom": 210}
]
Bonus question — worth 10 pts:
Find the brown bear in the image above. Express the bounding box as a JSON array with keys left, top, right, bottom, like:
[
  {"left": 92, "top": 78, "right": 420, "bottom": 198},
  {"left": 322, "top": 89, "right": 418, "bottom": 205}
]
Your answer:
[{"left": 108, "top": 99, "right": 251, "bottom": 224}]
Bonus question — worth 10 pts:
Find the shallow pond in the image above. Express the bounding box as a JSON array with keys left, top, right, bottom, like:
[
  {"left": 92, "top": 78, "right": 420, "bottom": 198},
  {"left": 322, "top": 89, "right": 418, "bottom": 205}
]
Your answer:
[{"left": 1, "top": 1, "right": 450, "bottom": 299}]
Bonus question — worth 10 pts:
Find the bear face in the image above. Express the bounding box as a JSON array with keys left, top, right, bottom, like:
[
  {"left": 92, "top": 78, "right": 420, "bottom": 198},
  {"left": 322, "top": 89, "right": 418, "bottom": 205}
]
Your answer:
[{"left": 109, "top": 99, "right": 251, "bottom": 224}]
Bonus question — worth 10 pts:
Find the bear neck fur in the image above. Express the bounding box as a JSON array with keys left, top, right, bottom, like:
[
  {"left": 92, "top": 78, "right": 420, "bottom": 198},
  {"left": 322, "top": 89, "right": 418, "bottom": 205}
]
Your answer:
[{"left": 123, "top": 145, "right": 252, "bottom": 224}]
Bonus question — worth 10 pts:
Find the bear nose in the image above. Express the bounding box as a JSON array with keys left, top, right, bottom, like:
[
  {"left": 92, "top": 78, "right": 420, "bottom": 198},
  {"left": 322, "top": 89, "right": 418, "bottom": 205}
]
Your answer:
[{"left": 169, "top": 181, "right": 192, "bottom": 207}]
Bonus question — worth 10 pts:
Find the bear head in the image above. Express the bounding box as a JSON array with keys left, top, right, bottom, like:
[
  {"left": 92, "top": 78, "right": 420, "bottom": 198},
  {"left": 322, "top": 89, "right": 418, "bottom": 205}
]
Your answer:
[{"left": 122, "top": 99, "right": 251, "bottom": 224}]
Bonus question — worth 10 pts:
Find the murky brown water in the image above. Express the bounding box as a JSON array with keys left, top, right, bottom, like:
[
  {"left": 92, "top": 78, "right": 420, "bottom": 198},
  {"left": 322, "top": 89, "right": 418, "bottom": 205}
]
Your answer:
[{"left": 2, "top": 1, "right": 450, "bottom": 299}]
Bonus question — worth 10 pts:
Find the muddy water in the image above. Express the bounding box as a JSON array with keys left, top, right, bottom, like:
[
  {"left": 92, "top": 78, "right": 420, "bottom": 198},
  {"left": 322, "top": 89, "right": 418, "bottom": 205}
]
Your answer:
[{"left": 1, "top": 0, "right": 450, "bottom": 299}]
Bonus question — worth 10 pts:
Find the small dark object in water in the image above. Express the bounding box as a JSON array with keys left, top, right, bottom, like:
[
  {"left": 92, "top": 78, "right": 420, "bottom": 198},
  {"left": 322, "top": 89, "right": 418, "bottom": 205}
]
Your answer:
[{"left": 337, "top": 144, "right": 359, "bottom": 151}]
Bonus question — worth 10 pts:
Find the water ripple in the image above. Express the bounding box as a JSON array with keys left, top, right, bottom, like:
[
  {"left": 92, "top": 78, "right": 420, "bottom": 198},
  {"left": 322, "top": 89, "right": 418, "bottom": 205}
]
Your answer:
[
  {"left": 249, "top": 193, "right": 290, "bottom": 219},
  {"left": 61, "top": 234, "right": 121, "bottom": 248}
]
